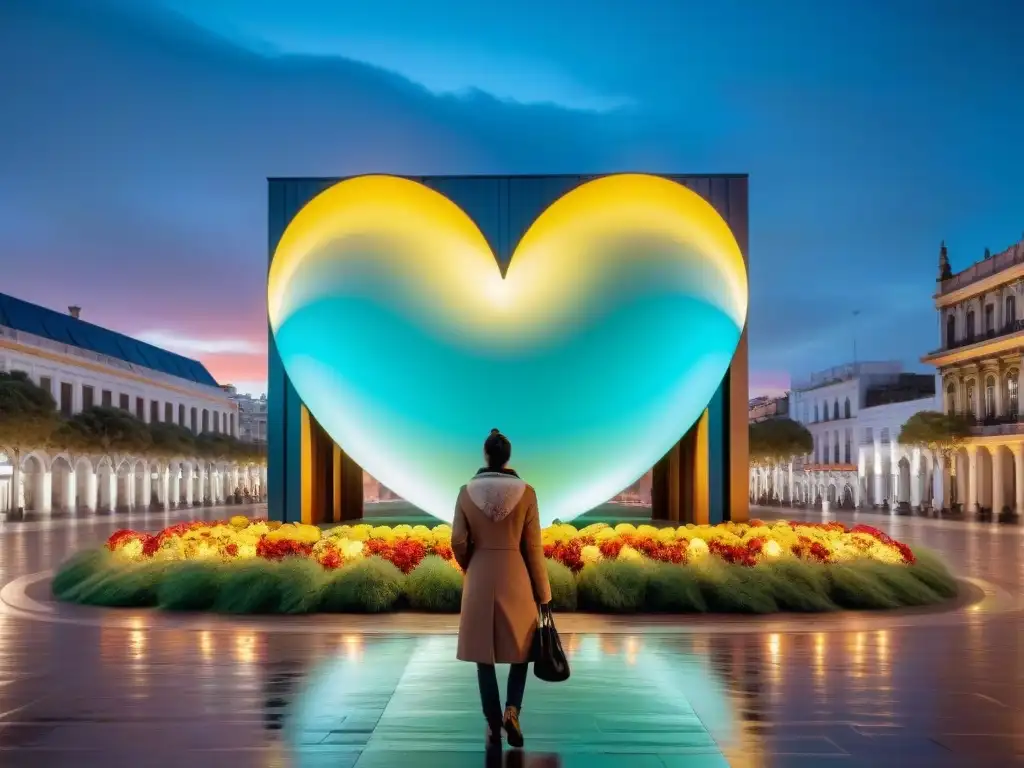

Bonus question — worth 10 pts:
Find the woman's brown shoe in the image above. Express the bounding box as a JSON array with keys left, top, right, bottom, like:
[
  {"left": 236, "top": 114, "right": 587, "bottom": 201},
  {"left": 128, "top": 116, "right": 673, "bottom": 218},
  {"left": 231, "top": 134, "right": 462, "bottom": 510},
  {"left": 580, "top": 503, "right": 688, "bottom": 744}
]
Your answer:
[{"left": 503, "top": 706, "right": 524, "bottom": 748}]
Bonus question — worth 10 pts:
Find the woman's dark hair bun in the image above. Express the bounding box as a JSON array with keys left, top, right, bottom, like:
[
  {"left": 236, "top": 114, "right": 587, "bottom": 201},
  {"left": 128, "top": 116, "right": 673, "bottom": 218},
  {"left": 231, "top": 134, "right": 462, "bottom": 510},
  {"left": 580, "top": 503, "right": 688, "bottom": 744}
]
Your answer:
[
  {"left": 490, "top": 428, "right": 501, "bottom": 436},
  {"left": 484, "top": 428, "right": 512, "bottom": 468}
]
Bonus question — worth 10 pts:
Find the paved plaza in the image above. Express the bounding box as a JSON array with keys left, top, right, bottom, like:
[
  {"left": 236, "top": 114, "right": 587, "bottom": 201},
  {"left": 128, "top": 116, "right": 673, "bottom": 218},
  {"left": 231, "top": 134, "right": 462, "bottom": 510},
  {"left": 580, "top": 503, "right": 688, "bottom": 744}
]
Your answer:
[{"left": 0, "top": 505, "right": 1022, "bottom": 766}]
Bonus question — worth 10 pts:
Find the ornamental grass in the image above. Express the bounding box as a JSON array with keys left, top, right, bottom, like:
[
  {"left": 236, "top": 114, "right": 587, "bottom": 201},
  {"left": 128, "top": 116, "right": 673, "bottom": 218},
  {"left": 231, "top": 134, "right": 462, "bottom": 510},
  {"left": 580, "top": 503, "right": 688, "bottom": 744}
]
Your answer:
[{"left": 53, "top": 518, "right": 959, "bottom": 614}]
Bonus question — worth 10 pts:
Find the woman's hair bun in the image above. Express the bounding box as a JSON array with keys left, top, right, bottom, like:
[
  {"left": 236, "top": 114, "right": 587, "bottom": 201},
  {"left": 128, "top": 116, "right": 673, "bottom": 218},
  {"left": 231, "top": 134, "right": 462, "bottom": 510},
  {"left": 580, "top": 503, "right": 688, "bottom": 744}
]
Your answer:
[{"left": 490, "top": 428, "right": 501, "bottom": 436}]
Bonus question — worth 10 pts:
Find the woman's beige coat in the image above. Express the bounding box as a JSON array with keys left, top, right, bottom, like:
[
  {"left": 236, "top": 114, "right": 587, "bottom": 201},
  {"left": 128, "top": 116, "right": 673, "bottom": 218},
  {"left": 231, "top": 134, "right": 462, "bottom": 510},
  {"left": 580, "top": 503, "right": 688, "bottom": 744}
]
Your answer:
[{"left": 452, "top": 471, "right": 552, "bottom": 664}]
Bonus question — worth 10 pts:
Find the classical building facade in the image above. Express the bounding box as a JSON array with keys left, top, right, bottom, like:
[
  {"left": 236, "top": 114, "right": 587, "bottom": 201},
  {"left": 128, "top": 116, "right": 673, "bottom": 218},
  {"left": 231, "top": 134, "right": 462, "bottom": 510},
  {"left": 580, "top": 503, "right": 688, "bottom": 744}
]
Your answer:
[
  {"left": 748, "top": 394, "right": 789, "bottom": 423},
  {"left": 922, "top": 236, "right": 1024, "bottom": 515},
  {"left": 750, "top": 362, "right": 937, "bottom": 510},
  {"left": 0, "top": 293, "right": 265, "bottom": 514},
  {"left": 228, "top": 388, "right": 268, "bottom": 444}
]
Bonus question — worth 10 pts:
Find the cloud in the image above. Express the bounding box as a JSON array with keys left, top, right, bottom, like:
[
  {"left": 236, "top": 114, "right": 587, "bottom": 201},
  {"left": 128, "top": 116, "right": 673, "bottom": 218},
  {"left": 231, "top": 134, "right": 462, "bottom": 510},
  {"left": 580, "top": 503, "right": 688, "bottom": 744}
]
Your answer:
[{"left": 136, "top": 331, "right": 262, "bottom": 356}]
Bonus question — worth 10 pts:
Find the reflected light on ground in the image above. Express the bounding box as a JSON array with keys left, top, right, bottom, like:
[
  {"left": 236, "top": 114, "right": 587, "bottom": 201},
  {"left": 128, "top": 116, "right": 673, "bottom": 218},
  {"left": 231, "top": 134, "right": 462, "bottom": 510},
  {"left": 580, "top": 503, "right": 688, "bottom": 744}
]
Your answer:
[
  {"left": 341, "top": 634, "right": 362, "bottom": 661},
  {"left": 235, "top": 631, "right": 257, "bottom": 666},
  {"left": 198, "top": 630, "right": 214, "bottom": 663}
]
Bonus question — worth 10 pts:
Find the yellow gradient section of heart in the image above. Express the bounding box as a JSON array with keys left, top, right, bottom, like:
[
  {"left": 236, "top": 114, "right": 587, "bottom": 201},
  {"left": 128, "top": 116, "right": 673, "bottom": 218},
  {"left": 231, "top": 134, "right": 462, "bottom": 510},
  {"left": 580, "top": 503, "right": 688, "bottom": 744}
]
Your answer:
[{"left": 268, "top": 174, "right": 748, "bottom": 339}]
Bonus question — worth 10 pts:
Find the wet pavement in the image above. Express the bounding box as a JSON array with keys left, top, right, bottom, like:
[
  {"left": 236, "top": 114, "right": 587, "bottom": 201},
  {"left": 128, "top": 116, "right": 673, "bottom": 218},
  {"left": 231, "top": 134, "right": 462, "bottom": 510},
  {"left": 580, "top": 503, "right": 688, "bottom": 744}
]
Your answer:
[{"left": 0, "top": 505, "right": 1022, "bottom": 766}]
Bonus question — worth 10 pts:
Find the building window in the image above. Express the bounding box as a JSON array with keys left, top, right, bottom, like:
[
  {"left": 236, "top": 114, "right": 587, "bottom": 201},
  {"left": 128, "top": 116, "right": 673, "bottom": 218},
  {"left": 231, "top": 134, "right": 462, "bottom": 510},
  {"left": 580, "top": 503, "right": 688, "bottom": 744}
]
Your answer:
[
  {"left": 39, "top": 376, "right": 52, "bottom": 395},
  {"left": 178, "top": 404, "right": 185, "bottom": 425},
  {"left": 1006, "top": 296, "right": 1017, "bottom": 329},
  {"left": 833, "top": 400, "right": 839, "bottom": 420},
  {"left": 150, "top": 400, "right": 160, "bottom": 423},
  {"left": 966, "top": 310, "right": 976, "bottom": 341},
  {"left": 1008, "top": 374, "right": 1019, "bottom": 419},
  {"left": 834, "top": 433, "right": 840, "bottom": 463},
  {"left": 814, "top": 404, "right": 819, "bottom": 422},
  {"left": 59, "top": 382, "right": 73, "bottom": 417},
  {"left": 985, "top": 304, "right": 995, "bottom": 335},
  {"left": 82, "top": 385, "right": 94, "bottom": 410},
  {"left": 985, "top": 375, "right": 996, "bottom": 419},
  {"left": 101, "top": 389, "right": 112, "bottom": 407},
  {"left": 191, "top": 407, "right": 198, "bottom": 433},
  {"left": 946, "top": 382, "right": 956, "bottom": 415},
  {"left": 865, "top": 427, "right": 873, "bottom": 444},
  {"left": 822, "top": 402, "right": 829, "bottom": 422},
  {"left": 214, "top": 412, "right": 220, "bottom": 433},
  {"left": 966, "top": 381, "right": 976, "bottom": 417},
  {"left": 136, "top": 397, "right": 145, "bottom": 420},
  {"left": 880, "top": 428, "right": 890, "bottom": 444},
  {"left": 202, "top": 409, "right": 209, "bottom": 433},
  {"left": 120, "top": 393, "right": 130, "bottom": 411},
  {"left": 230, "top": 413, "right": 235, "bottom": 436},
  {"left": 844, "top": 429, "right": 852, "bottom": 463},
  {"left": 946, "top": 314, "right": 955, "bottom": 346},
  {"left": 823, "top": 444, "right": 830, "bottom": 463},
  {"left": 165, "top": 402, "right": 173, "bottom": 423}
]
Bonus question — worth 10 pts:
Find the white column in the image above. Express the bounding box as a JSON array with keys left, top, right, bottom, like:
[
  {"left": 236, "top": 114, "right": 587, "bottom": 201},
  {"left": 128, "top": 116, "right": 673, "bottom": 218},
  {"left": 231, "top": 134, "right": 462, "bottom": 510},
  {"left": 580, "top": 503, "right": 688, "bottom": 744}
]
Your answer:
[
  {"left": 11, "top": 460, "right": 23, "bottom": 512},
  {"left": 83, "top": 468, "right": 98, "bottom": 513},
  {"left": 213, "top": 470, "right": 222, "bottom": 503},
  {"left": 872, "top": 439, "right": 883, "bottom": 506},
  {"left": 106, "top": 469, "right": 117, "bottom": 512},
  {"left": 36, "top": 469, "right": 52, "bottom": 513},
  {"left": 159, "top": 465, "right": 170, "bottom": 511},
  {"left": 198, "top": 465, "right": 207, "bottom": 505},
  {"left": 183, "top": 464, "right": 194, "bottom": 506},
  {"left": 125, "top": 472, "right": 135, "bottom": 512},
  {"left": 910, "top": 447, "right": 922, "bottom": 508},
  {"left": 992, "top": 449, "right": 1005, "bottom": 516},
  {"left": 787, "top": 461, "right": 794, "bottom": 505},
  {"left": 857, "top": 445, "right": 867, "bottom": 507},
  {"left": 1013, "top": 445, "right": 1024, "bottom": 516},
  {"left": 63, "top": 470, "right": 77, "bottom": 513},
  {"left": 142, "top": 468, "right": 152, "bottom": 510},
  {"left": 967, "top": 446, "right": 979, "bottom": 513},
  {"left": 260, "top": 465, "right": 267, "bottom": 497},
  {"left": 933, "top": 453, "right": 948, "bottom": 510}
]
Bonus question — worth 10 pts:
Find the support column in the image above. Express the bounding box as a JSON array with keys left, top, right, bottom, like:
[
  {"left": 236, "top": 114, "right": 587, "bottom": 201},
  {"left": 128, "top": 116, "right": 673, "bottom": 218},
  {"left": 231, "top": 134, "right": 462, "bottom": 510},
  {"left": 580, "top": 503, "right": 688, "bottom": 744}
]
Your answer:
[
  {"left": 183, "top": 464, "right": 194, "bottom": 507},
  {"left": 933, "top": 453, "right": 949, "bottom": 510},
  {"left": 1013, "top": 444, "right": 1024, "bottom": 517},
  {"left": 231, "top": 466, "right": 240, "bottom": 499},
  {"left": 37, "top": 469, "right": 52, "bottom": 513},
  {"left": 159, "top": 465, "right": 170, "bottom": 511},
  {"left": 142, "top": 467, "right": 152, "bottom": 511},
  {"left": 198, "top": 465, "right": 207, "bottom": 505},
  {"left": 910, "top": 448, "right": 922, "bottom": 509},
  {"left": 992, "top": 448, "right": 1005, "bottom": 517},
  {"left": 857, "top": 445, "right": 867, "bottom": 507},
  {"left": 106, "top": 469, "right": 117, "bottom": 512},
  {"left": 63, "top": 470, "right": 77, "bottom": 513},
  {"left": 125, "top": 472, "right": 135, "bottom": 512},
  {"left": 84, "top": 469, "right": 98, "bottom": 513},
  {"left": 967, "top": 445, "right": 979, "bottom": 513},
  {"left": 872, "top": 439, "right": 883, "bottom": 507},
  {"left": 787, "top": 461, "right": 794, "bottom": 505}
]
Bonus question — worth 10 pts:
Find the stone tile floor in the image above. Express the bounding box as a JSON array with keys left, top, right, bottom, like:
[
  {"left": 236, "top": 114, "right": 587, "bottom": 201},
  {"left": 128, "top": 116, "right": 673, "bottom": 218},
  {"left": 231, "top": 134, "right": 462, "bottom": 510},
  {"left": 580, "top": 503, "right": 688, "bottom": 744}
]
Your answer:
[{"left": 0, "top": 504, "right": 1023, "bottom": 765}]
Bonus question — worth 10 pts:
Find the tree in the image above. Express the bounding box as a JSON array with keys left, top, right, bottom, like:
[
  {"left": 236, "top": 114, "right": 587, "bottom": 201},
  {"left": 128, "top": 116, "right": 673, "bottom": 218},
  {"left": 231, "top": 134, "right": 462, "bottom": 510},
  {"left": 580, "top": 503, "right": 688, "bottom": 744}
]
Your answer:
[
  {"left": 749, "top": 418, "right": 813, "bottom": 466},
  {"left": 0, "top": 371, "right": 61, "bottom": 511},
  {"left": 50, "top": 406, "right": 153, "bottom": 458},
  {"left": 898, "top": 410, "right": 972, "bottom": 462},
  {"left": 148, "top": 422, "right": 197, "bottom": 460}
]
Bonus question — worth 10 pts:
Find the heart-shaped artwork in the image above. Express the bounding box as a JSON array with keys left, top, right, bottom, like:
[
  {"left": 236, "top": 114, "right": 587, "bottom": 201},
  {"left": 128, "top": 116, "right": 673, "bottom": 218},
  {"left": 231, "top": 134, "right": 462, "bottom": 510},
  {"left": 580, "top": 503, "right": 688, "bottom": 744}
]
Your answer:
[{"left": 269, "top": 174, "right": 747, "bottom": 525}]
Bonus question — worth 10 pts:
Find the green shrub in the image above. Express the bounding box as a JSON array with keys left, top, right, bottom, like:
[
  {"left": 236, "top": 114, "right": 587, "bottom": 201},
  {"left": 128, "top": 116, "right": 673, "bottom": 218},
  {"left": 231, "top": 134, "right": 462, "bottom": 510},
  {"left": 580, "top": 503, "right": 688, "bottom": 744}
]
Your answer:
[
  {"left": 907, "top": 549, "right": 959, "bottom": 599},
  {"left": 213, "top": 561, "right": 289, "bottom": 614},
  {"left": 321, "top": 557, "right": 405, "bottom": 612},
  {"left": 576, "top": 560, "right": 648, "bottom": 613},
  {"left": 545, "top": 559, "right": 578, "bottom": 611},
  {"left": 157, "top": 561, "right": 224, "bottom": 611},
  {"left": 758, "top": 561, "right": 837, "bottom": 612},
  {"left": 854, "top": 561, "right": 941, "bottom": 607},
  {"left": 404, "top": 556, "right": 463, "bottom": 611},
  {"left": 52, "top": 548, "right": 109, "bottom": 599},
  {"left": 827, "top": 563, "right": 902, "bottom": 609},
  {"left": 276, "top": 558, "right": 329, "bottom": 614},
  {"left": 645, "top": 563, "right": 706, "bottom": 612},
  {"left": 694, "top": 561, "right": 778, "bottom": 614},
  {"left": 63, "top": 560, "right": 168, "bottom": 607}
]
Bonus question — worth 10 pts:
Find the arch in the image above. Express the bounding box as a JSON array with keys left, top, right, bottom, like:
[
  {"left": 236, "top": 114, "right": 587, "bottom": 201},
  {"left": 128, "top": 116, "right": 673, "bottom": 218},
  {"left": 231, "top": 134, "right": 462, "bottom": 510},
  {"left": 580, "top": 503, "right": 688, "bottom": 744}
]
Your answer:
[
  {"left": 897, "top": 457, "right": 911, "bottom": 504},
  {"left": 842, "top": 484, "right": 855, "bottom": 509},
  {"left": 945, "top": 379, "right": 957, "bottom": 415},
  {"left": 946, "top": 313, "right": 956, "bottom": 346},
  {"left": 826, "top": 484, "right": 838, "bottom": 503},
  {"left": 20, "top": 450, "right": 51, "bottom": 472},
  {"left": 844, "top": 397, "right": 851, "bottom": 419},
  {"left": 50, "top": 454, "right": 75, "bottom": 513}
]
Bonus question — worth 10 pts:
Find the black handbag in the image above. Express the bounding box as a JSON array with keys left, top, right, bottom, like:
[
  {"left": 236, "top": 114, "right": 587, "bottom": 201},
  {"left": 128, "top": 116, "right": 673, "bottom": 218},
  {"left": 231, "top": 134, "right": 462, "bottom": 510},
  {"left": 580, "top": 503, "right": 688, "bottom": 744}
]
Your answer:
[{"left": 532, "top": 604, "right": 570, "bottom": 683}]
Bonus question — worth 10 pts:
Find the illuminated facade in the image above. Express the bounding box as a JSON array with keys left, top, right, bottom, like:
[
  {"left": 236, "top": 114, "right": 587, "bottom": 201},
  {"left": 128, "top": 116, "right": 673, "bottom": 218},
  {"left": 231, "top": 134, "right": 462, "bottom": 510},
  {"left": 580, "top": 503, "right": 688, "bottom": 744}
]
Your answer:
[
  {"left": 923, "top": 236, "right": 1024, "bottom": 515},
  {"left": 268, "top": 173, "right": 749, "bottom": 526}
]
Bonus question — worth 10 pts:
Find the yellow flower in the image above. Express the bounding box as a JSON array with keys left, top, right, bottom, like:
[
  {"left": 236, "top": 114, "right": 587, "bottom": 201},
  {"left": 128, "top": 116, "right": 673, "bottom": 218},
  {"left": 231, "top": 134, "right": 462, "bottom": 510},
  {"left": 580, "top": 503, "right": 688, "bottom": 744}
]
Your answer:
[
  {"left": 369, "top": 525, "right": 394, "bottom": 541},
  {"left": 340, "top": 539, "right": 365, "bottom": 559},
  {"left": 656, "top": 528, "right": 676, "bottom": 543},
  {"left": 120, "top": 539, "right": 143, "bottom": 560},
  {"left": 617, "top": 545, "right": 644, "bottom": 563},
  {"left": 393, "top": 524, "right": 413, "bottom": 536},
  {"left": 229, "top": 515, "right": 249, "bottom": 529},
  {"left": 581, "top": 545, "right": 602, "bottom": 564},
  {"left": 688, "top": 538, "right": 709, "bottom": 560},
  {"left": 636, "top": 524, "right": 658, "bottom": 537},
  {"left": 614, "top": 523, "right": 637, "bottom": 535},
  {"left": 762, "top": 540, "right": 783, "bottom": 559},
  {"left": 594, "top": 528, "right": 619, "bottom": 542}
]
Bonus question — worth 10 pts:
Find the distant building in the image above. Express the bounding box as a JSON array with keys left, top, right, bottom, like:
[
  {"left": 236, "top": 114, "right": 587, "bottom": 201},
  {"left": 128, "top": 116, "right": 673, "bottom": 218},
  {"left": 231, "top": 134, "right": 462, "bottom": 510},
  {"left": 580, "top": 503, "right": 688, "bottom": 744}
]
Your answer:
[
  {"left": 748, "top": 394, "right": 789, "bottom": 423},
  {"left": 0, "top": 292, "right": 259, "bottom": 514},
  {"left": 751, "top": 361, "right": 937, "bottom": 509},
  {"left": 923, "top": 235, "right": 1024, "bottom": 514},
  {"left": 226, "top": 388, "right": 268, "bottom": 444}
]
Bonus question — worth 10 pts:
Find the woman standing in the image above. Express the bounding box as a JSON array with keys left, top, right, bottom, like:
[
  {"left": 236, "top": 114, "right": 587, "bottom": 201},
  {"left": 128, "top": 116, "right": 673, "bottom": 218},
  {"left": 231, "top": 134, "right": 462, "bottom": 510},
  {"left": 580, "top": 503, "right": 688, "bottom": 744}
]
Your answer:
[{"left": 452, "top": 429, "right": 552, "bottom": 750}]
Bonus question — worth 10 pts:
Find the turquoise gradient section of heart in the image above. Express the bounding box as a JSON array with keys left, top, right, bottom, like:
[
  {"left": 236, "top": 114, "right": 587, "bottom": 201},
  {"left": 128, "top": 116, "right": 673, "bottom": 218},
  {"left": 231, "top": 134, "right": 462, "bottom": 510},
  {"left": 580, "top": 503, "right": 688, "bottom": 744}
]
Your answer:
[{"left": 272, "top": 235, "right": 742, "bottom": 526}]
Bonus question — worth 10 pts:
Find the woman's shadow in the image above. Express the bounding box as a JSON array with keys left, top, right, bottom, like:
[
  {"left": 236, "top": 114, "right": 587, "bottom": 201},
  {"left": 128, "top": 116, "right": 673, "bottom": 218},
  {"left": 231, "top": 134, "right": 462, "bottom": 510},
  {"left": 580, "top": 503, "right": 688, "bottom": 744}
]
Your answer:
[{"left": 485, "top": 751, "right": 562, "bottom": 768}]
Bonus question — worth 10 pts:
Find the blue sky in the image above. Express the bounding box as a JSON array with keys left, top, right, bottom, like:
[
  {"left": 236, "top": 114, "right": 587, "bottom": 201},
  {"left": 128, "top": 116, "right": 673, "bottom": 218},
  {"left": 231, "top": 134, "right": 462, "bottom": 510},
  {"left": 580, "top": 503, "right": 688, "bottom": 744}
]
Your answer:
[{"left": 1, "top": 0, "right": 1022, "bottom": 397}]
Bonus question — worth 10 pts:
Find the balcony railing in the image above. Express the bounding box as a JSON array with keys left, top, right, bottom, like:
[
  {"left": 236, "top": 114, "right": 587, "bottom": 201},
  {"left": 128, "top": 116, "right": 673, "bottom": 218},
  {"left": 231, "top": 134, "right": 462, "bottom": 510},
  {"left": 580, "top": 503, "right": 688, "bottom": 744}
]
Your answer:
[
  {"left": 928, "top": 319, "right": 1024, "bottom": 356},
  {"left": 939, "top": 243, "right": 1024, "bottom": 295}
]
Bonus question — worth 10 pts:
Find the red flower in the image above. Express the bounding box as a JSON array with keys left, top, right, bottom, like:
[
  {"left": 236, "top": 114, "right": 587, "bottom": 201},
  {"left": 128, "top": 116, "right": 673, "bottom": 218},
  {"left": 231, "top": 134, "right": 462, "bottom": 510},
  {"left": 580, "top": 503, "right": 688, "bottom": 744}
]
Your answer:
[
  {"left": 256, "top": 538, "right": 313, "bottom": 560},
  {"left": 225, "top": 543, "right": 239, "bottom": 557},
  {"left": 598, "top": 539, "right": 624, "bottom": 559}
]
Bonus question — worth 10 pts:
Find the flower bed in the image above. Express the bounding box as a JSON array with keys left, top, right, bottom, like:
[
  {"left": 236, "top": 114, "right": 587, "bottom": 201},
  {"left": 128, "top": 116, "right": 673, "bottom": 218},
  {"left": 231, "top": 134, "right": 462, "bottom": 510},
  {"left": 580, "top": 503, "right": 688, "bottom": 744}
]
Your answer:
[{"left": 51, "top": 518, "right": 959, "bottom": 614}]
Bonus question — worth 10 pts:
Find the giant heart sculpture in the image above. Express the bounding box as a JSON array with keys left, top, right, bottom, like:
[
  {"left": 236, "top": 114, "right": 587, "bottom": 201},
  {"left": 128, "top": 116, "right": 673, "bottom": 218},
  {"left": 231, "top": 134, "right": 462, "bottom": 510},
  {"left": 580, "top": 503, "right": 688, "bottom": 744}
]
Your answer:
[{"left": 268, "top": 174, "right": 747, "bottom": 525}]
